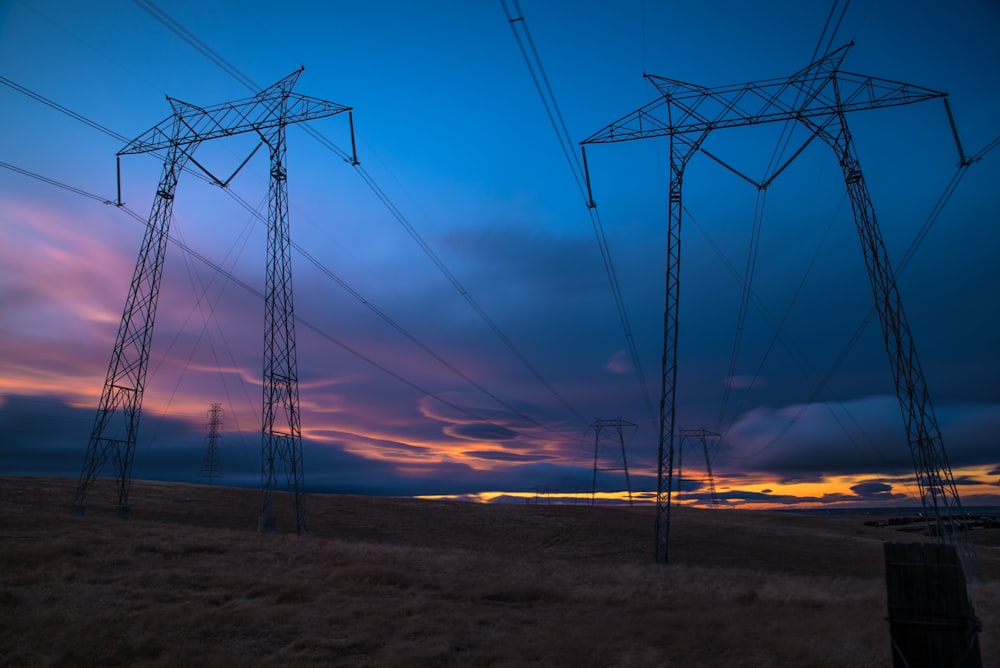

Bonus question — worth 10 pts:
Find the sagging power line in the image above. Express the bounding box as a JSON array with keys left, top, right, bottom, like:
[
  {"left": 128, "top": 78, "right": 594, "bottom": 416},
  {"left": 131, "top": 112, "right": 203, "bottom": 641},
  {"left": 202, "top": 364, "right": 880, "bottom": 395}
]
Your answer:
[{"left": 500, "top": 0, "right": 656, "bottom": 427}]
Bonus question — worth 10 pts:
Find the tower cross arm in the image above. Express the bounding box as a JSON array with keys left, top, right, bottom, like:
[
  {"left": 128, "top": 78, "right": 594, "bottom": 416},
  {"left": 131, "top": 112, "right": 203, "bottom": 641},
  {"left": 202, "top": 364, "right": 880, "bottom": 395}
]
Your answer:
[
  {"left": 581, "top": 71, "right": 946, "bottom": 145},
  {"left": 119, "top": 92, "right": 351, "bottom": 155}
]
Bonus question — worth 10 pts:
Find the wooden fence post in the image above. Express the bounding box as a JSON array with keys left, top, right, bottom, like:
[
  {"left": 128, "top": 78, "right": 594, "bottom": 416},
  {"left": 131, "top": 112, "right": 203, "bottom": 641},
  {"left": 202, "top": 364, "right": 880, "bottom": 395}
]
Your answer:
[{"left": 884, "top": 542, "right": 982, "bottom": 668}]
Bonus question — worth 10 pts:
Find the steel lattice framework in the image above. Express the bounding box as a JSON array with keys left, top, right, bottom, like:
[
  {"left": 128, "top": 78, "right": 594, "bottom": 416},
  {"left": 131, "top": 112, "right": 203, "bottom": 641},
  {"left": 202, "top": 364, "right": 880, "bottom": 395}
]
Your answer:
[
  {"left": 582, "top": 44, "right": 978, "bottom": 572},
  {"left": 201, "top": 403, "right": 224, "bottom": 484},
  {"left": 677, "top": 428, "right": 721, "bottom": 508},
  {"left": 71, "top": 70, "right": 352, "bottom": 534},
  {"left": 590, "top": 417, "right": 635, "bottom": 506}
]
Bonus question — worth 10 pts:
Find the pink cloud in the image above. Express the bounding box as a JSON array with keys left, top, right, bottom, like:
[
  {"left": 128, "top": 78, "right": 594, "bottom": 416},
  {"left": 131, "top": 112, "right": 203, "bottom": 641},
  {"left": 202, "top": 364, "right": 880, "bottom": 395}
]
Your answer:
[{"left": 602, "top": 349, "right": 631, "bottom": 375}]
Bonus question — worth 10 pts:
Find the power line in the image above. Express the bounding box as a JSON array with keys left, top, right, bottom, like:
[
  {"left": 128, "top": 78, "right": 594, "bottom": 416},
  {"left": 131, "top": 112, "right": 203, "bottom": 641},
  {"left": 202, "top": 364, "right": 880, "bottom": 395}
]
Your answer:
[
  {"left": 715, "top": 187, "right": 768, "bottom": 432},
  {"left": 0, "top": 74, "right": 227, "bottom": 194},
  {"left": 810, "top": 1, "right": 843, "bottom": 64},
  {"left": 682, "top": 205, "right": 872, "bottom": 466},
  {"left": 500, "top": 0, "right": 656, "bottom": 426},
  {"left": 712, "top": 0, "right": 849, "bottom": 441},
  {"left": 712, "top": 1, "right": 854, "bottom": 433},
  {"left": 718, "top": 195, "right": 844, "bottom": 446},
  {"left": 0, "top": 159, "right": 113, "bottom": 204},
  {"left": 702, "top": 0, "right": 850, "bottom": 434},
  {"left": 142, "top": 208, "right": 261, "bottom": 450},
  {"left": 819, "top": 0, "right": 852, "bottom": 59},
  {"left": 0, "top": 75, "right": 128, "bottom": 143},
  {"left": 131, "top": 0, "right": 257, "bottom": 93}
]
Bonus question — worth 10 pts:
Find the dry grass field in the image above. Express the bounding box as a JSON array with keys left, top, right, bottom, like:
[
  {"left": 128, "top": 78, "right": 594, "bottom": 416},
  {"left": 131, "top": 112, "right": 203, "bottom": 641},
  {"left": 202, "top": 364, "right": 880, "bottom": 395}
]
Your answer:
[{"left": 1, "top": 476, "right": 998, "bottom": 667}]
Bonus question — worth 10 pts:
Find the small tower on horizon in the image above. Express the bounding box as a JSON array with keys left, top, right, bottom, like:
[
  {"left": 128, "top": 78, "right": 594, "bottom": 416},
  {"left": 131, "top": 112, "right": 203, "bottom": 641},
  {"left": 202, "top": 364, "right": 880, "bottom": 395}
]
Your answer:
[
  {"left": 677, "top": 428, "right": 720, "bottom": 507},
  {"left": 200, "top": 403, "right": 223, "bottom": 485},
  {"left": 590, "top": 417, "right": 635, "bottom": 506}
]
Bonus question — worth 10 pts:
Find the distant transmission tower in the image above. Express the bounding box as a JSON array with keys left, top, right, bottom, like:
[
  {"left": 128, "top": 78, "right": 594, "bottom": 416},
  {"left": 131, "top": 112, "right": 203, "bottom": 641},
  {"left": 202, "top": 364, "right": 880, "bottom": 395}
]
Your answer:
[
  {"left": 590, "top": 417, "right": 635, "bottom": 506},
  {"left": 70, "top": 69, "right": 355, "bottom": 535},
  {"left": 583, "top": 44, "right": 979, "bottom": 573},
  {"left": 201, "top": 403, "right": 224, "bottom": 485},
  {"left": 677, "top": 428, "right": 720, "bottom": 507}
]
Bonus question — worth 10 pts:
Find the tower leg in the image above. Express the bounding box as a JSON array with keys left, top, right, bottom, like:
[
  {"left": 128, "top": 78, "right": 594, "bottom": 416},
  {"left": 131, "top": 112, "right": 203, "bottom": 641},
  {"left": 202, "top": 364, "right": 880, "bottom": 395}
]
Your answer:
[
  {"left": 654, "top": 135, "right": 703, "bottom": 563},
  {"left": 617, "top": 420, "right": 633, "bottom": 507},
  {"left": 71, "top": 137, "right": 191, "bottom": 516},
  {"left": 259, "top": 118, "right": 307, "bottom": 535},
  {"left": 590, "top": 421, "right": 600, "bottom": 507},
  {"left": 813, "top": 112, "right": 978, "bottom": 576}
]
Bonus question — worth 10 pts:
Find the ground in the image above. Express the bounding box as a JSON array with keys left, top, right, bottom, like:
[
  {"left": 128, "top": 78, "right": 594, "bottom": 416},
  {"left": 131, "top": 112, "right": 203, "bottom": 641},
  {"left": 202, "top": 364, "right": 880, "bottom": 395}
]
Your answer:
[{"left": 1, "top": 477, "right": 997, "bottom": 666}]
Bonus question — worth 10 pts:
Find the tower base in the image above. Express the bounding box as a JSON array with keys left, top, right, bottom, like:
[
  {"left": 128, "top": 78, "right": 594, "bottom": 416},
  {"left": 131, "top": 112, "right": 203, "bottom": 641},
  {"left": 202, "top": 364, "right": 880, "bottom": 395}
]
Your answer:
[{"left": 258, "top": 514, "right": 276, "bottom": 533}]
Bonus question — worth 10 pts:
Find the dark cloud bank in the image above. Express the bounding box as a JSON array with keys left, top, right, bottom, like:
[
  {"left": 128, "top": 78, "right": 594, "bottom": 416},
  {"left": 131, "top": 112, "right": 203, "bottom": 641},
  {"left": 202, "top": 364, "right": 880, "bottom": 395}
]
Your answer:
[{"left": 3, "top": 394, "right": 998, "bottom": 507}]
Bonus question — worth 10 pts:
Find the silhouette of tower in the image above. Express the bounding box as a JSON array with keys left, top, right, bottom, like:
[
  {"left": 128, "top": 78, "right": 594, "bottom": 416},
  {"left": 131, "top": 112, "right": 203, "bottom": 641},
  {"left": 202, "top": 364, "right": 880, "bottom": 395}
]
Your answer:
[
  {"left": 590, "top": 417, "right": 635, "bottom": 506},
  {"left": 583, "top": 44, "right": 978, "bottom": 573},
  {"left": 201, "top": 403, "right": 223, "bottom": 485},
  {"left": 677, "top": 428, "right": 720, "bottom": 507},
  {"left": 70, "top": 70, "right": 354, "bottom": 535}
]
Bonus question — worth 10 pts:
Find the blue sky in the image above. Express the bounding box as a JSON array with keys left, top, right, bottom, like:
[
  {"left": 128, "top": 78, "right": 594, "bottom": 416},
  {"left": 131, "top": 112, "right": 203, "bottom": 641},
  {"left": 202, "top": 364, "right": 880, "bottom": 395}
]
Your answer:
[{"left": 1, "top": 0, "right": 998, "bottom": 508}]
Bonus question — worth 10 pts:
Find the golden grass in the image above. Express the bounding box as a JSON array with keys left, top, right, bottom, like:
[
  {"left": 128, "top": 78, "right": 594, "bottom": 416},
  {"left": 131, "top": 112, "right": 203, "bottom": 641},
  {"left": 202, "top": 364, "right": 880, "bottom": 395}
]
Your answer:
[{"left": 1, "top": 476, "right": 998, "bottom": 666}]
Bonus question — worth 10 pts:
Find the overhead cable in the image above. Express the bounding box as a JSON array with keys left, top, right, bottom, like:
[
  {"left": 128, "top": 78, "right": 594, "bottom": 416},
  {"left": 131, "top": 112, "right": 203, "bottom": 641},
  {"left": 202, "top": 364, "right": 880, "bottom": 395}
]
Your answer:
[
  {"left": 0, "top": 75, "right": 129, "bottom": 143},
  {"left": 715, "top": 0, "right": 851, "bottom": 438},
  {"left": 500, "top": 0, "right": 656, "bottom": 426}
]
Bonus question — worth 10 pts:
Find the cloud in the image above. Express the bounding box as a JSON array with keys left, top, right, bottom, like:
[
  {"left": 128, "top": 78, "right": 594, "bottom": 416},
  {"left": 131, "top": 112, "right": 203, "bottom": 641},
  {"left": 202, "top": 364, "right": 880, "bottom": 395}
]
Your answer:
[
  {"left": 462, "top": 450, "right": 556, "bottom": 463},
  {"left": 721, "top": 395, "right": 1000, "bottom": 481},
  {"left": 0, "top": 394, "right": 212, "bottom": 484},
  {"left": 952, "top": 476, "right": 990, "bottom": 488},
  {"left": 444, "top": 423, "right": 518, "bottom": 441},
  {"left": 849, "top": 480, "right": 906, "bottom": 501},
  {"left": 675, "top": 477, "right": 707, "bottom": 493},
  {"left": 849, "top": 481, "right": 890, "bottom": 495},
  {"left": 603, "top": 350, "right": 631, "bottom": 375},
  {"left": 676, "top": 478, "right": 941, "bottom": 508},
  {"left": 0, "top": 393, "right": 633, "bottom": 499},
  {"left": 7, "top": 384, "right": 997, "bottom": 511},
  {"left": 708, "top": 489, "right": 859, "bottom": 505}
]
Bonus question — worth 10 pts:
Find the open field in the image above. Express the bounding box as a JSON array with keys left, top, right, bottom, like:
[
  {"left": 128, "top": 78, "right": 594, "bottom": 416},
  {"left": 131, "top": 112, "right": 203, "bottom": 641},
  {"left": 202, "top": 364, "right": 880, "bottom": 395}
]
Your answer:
[{"left": 2, "top": 477, "right": 998, "bottom": 667}]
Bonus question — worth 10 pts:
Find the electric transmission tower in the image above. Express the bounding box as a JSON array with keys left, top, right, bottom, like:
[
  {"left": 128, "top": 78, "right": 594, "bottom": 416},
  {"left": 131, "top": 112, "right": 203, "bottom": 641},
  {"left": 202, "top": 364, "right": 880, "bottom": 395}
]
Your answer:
[
  {"left": 70, "top": 69, "right": 355, "bottom": 535},
  {"left": 582, "top": 44, "right": 979, "bottom": 573},
  {"left": 677, "top": 428, "right": 720, "bottom": 507},
  {"left": 201, "top": 403, "right": 224, "bottom": 485},
  {"left": 590, "top": 417, "right": 635, "bottom": 506}
]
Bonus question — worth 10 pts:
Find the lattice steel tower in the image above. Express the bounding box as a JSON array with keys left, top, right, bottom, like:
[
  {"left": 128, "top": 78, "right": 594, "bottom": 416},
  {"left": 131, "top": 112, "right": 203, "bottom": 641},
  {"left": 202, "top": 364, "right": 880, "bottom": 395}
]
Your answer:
[
  {"left": 201, "top": 403, "right": 224, "bottom": 485},
  {"left": 70, "top": 70, "right": 354, "bottom": 535},
  {"left": 677, "top": 428, "right": 720, "bottom": 507},
  {"left": 582, "top": 44, "right": 978, "bottom": 572},
  {"left": 590, "top": 417, "right": 635, "bottom": 506}
]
